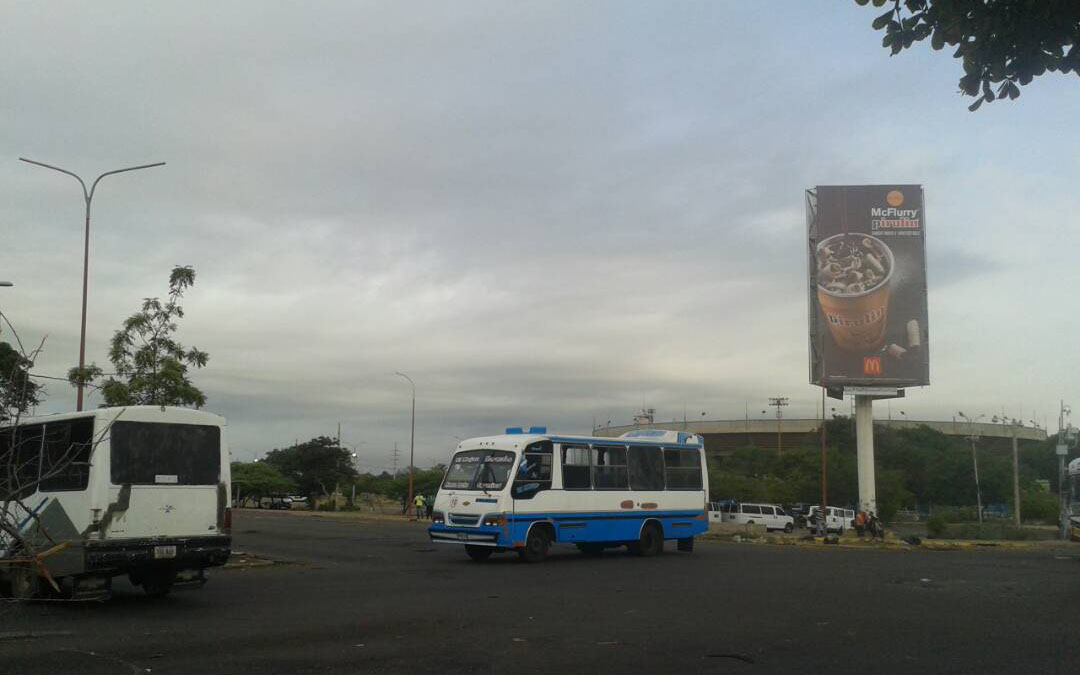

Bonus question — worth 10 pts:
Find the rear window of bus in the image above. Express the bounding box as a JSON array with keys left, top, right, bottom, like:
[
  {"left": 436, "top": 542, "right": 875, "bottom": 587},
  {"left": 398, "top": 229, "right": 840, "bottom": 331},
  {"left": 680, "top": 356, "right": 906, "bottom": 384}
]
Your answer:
[{"left": 110, "top": 421, "right": 221, "bottom": 485}]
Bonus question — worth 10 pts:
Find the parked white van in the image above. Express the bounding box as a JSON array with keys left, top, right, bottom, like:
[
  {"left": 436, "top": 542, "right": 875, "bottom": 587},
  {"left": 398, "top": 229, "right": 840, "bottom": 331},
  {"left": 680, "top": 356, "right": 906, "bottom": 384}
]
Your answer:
[
  {"left": 717, "top": 502, "right": 794, "bottom": 533},
  {"left": 1, "top": 406, "right": 232, "bottom": 599},
  {"left": 805, "top": 505, "right": 848, "bottom": 534}
]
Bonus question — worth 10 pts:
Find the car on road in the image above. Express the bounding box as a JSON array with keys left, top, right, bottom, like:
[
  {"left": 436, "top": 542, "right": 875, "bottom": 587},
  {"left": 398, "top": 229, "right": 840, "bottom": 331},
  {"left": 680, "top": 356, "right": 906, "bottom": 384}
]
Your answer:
[{"left": 259, "top": 496, "right": 293, "bottom": 510}]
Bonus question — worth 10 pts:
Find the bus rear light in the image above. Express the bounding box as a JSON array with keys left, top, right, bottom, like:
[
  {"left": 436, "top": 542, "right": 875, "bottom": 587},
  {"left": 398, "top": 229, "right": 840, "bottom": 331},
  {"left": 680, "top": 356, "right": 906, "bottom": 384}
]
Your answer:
[{"left": 223, "top": 507, "right": 232, "bottom": 534}]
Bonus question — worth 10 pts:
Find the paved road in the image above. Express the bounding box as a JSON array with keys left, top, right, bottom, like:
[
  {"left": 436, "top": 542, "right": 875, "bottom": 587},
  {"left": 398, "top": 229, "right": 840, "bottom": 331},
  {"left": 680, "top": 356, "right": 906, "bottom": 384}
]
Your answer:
[{"left": 3, "top": 509, "right": 1078, "bottom": 674}]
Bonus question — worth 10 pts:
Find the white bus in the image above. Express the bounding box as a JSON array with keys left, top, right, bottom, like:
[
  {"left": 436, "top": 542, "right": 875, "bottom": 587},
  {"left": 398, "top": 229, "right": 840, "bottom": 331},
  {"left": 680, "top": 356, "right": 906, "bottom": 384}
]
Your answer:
[
  {"left": 1, "top": 406, "right": 232, "bottom": 599},
  {"left": 428, "top": 427, "right": 709, "bottom": 562}
]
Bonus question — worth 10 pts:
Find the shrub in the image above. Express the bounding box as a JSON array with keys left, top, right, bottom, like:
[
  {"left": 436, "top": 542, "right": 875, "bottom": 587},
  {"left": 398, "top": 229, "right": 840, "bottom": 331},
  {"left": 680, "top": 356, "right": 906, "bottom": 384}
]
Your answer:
[
  {"left": 1020, "top": 489, "right": 1060, "bottom": 525},
  {"left": 926, "top": 515, "right": 947, "bottom": 538}
]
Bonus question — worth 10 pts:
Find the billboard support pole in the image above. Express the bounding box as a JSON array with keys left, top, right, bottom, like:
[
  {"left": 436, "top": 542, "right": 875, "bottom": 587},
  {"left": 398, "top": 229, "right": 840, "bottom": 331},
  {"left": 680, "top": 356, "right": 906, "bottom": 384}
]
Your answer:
[{"left": 855, "top": 395, "right": 877, "bottom": 515}]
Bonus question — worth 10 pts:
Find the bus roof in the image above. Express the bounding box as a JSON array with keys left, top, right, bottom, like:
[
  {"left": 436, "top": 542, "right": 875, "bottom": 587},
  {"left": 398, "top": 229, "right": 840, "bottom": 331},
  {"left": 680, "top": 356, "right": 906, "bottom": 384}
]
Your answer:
[
  {"left": 4, "top": 405, "right": 226, "bottom": 428},
  {"left": 455, "top": 432, "right": 703, "bottom": 450}
]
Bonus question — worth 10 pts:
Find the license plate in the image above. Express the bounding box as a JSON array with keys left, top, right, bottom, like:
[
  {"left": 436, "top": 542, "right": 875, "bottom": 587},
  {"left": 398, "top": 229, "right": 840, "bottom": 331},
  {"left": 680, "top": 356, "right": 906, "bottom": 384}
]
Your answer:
[{"left": 153, "top": 545, "right": 177, "bottom": 559}]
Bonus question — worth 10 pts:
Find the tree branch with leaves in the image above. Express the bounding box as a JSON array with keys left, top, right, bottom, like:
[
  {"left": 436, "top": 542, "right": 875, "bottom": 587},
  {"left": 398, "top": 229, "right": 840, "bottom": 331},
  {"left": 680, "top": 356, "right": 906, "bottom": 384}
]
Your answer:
[
  {"left": 857, "top": 0, "right": 1080, "bottom": 110},
  {"left": 69, "top": 265, "right": 209, "bottom": 408}
]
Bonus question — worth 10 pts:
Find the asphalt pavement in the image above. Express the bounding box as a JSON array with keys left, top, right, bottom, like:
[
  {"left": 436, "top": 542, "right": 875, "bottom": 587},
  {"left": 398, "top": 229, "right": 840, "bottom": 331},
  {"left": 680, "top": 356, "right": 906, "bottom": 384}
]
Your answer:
[{"left": 2, "top": 509, "right": 1078, "bottom": 674}]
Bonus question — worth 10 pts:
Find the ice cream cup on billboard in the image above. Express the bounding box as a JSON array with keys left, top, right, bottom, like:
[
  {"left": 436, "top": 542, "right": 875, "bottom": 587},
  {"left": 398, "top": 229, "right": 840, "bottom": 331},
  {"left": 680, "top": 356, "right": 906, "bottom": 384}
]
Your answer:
[{"left": 815, "top": 233, "right": 895, "bottom": 352}]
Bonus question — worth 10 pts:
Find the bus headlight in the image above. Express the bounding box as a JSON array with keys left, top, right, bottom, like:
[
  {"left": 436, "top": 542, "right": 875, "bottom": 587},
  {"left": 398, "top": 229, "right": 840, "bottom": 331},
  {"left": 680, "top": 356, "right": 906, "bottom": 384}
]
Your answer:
[
  {"left": 432, "top": 510, "right": 445, "bottom": 524},
  {"left": 482, "top": 513, "right": 505, "bottom": 526}
]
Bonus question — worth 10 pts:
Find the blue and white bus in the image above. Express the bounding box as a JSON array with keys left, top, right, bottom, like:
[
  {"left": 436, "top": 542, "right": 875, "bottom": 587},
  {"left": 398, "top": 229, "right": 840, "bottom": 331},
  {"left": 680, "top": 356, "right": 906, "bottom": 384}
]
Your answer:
[{"left": 428, "top": 428, "right": 709, "bottom": 562}]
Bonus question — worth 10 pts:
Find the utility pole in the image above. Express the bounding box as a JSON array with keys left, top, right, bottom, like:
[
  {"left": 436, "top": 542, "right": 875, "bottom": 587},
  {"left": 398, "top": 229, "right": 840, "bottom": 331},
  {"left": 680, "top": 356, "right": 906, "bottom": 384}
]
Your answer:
[
  {"left": 1058, "top": 401, "right": 1072, "bottom": 539},
  {"left": 1012, "top": 420, "right": 1021, "bottom": 526},
  {"left": 768, "top": 397, "right": 788, "bottom": 456},
  {"left": 392, "top": 442, "right": 400, "bottom": 477}
]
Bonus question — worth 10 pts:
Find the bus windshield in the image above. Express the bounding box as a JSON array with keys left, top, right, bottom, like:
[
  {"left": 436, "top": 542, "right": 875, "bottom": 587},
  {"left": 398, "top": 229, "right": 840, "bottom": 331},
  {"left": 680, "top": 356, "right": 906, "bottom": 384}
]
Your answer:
[{"left": 442, "top": 450, "right": 516, "bottom": 491}]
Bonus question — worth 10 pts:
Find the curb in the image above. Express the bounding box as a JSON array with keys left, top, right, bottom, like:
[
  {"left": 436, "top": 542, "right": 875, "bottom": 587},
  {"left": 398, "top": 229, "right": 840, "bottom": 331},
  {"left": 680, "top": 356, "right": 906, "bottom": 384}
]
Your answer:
[{"left": 702, "top": 532, "right": 1059, "bottom": 552}]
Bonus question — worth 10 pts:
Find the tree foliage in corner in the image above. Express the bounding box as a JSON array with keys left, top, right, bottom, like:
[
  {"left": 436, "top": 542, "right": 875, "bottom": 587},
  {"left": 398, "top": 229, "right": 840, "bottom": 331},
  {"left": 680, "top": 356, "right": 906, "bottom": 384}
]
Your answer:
[
  {"left": 0, "top": 341, "right": 43, "bottom": 424},
  {"left": 69, "top": 265, "right": 209, "bottom": 408},
  {"left": 857, "top": 0, "right": 1080, "bottom": 110}
]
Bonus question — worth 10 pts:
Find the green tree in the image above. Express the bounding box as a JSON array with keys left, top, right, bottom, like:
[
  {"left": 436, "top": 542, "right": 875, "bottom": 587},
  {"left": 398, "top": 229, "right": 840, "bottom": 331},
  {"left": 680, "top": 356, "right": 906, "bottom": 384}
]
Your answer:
[
  {"left": 0, "top": 341, "right": 43, "bottom": 424},
  {"left": 231, "top": 461, "right": 296, "bottom": 506},
  {"left": 263, "top": 436, "right": 357, "bottom": 500},
  {"left": 856, "top": 0, "right": 1080, "bottom": 110},
  {"left": 68, "top": 266, "right": 209, "bottom": 408}
]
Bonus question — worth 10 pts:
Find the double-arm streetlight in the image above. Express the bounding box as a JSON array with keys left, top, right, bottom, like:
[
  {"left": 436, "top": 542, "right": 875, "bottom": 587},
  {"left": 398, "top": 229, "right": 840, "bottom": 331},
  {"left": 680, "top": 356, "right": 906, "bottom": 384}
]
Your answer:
[
  {"left": 19, "top": 157, "right": 166, "bottom": 411},
  {"left": 395, "top": 371, "right": 416, "bottom": 519},
  {"left": 958, "top": 411, "right": 986, "bottom": 523}
]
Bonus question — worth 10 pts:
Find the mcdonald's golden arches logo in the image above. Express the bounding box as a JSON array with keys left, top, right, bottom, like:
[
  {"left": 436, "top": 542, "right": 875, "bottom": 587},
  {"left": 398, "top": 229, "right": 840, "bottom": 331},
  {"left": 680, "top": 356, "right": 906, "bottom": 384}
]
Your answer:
[{"left": 863, "top": 356, "right": 882, "bottom": 376}]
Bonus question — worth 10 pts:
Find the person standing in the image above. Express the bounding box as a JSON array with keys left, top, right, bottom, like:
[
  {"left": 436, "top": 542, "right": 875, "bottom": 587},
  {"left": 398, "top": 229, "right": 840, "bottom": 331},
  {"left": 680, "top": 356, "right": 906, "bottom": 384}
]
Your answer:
[
  {"left": 413, "top": 492, "right": 426, "bottom": 519},
  {"left": 855, "top": 510, "right": 867, "bottom": 539}
]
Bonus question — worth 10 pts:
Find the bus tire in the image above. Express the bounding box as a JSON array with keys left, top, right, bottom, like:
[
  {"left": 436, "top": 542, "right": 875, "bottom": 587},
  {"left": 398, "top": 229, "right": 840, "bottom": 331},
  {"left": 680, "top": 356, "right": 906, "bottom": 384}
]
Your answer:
[
  {"left": 465, "top": 545, "right": 493, "bottom": 562},
  {"left": 676, "top": 537, "right": 694, "bottom": 552},
  {"left": 633, "top": 522, "right": 664, "bottom": 557},
  {"left": 137, "top": 569, "right": 177, "bottom": 598},
  {"left": 519, "top": 525, "right": 551, "bottom": 563}
]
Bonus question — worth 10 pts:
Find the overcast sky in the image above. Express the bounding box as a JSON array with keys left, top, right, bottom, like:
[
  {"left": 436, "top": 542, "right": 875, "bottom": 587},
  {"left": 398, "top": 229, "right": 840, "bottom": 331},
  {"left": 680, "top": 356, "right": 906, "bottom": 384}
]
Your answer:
[{"left": 2, "top": 1, "right": 1077, "bottom": 469}]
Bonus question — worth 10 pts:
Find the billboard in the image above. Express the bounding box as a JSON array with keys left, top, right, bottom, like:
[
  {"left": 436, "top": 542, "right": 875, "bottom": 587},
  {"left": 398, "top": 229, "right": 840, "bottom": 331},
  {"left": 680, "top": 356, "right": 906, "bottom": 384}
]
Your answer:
[{"left": 807, "top": 185, "right": 929, "bottom": 389}]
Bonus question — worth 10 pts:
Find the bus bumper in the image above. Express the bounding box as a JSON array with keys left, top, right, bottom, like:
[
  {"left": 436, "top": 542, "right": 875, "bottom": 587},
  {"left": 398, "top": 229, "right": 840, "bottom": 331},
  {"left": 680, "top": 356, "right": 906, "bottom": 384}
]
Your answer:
[
  {"left": 428, "top": 524, "right": 505, "bottom": 547},
  {"left": 85, "top": 536, "right": 232, "bottom": 574}
]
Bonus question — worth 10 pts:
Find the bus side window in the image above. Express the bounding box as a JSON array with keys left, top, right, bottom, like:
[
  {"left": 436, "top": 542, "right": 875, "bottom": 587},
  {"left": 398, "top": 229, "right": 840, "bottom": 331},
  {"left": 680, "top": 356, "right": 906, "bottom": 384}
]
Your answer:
[
  {"left": 663, "top": 448, "right": 702, "bottom": 489},
  {"left": 627, "top": 445, "right": 664, "bottom": 491},
  {"left": 561, "top": 445, "right": 591, "bottom": 490},
  {"left": 39, "top": 418, "right": 95, "bottom": 492},
  {"left": 513, "top": 441, "right": 553, "bottom": 500},
  {"left": 592, "top": 445, "right": 628, "bottom": 489},
  {"left": 5, "top": 423, "right": 44, "bottom": 498}
]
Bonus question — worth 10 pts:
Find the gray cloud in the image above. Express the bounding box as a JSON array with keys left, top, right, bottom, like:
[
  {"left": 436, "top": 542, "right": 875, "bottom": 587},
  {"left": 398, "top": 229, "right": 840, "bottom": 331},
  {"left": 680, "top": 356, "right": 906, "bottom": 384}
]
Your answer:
[{"left": 3, "top": 2, "right": 1079, "bottom": 465}]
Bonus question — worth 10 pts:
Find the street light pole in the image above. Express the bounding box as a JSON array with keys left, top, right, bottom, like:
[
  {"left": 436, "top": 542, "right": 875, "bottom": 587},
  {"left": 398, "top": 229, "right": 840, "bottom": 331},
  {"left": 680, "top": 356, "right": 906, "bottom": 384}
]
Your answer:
[
  {"left": 19, "top": 157, "right": 165, "bottom": 411},
  {"left": 395, "top": 371, "right": 416, "bottom": 519},
  {"left": 959, "top": 412, "right": 985, "bottom": 523}
]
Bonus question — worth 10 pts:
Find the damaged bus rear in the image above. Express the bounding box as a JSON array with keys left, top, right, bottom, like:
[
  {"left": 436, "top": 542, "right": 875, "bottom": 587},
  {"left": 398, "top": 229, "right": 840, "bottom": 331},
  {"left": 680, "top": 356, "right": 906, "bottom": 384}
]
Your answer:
[{"left": 1, "top": 406, "right": 231, "bottom": 599}]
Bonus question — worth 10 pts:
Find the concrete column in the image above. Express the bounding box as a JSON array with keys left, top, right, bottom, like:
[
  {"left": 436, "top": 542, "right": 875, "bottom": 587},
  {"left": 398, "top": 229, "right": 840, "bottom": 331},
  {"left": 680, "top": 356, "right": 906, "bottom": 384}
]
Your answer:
[{"left": 855, "top": 395, "right": 877, "bottom": 514}]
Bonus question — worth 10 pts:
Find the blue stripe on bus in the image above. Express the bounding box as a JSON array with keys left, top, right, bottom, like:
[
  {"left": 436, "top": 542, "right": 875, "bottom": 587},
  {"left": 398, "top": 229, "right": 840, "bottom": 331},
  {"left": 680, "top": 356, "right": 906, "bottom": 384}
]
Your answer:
[{"left": 429, "top": 508, "right": 708, "bottom": 547}]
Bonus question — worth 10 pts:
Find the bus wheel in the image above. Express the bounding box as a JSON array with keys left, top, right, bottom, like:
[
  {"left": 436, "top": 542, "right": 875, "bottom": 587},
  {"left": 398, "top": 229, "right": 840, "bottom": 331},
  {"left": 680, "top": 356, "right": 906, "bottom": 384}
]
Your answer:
[
  {"left": 465, "top": 545, "right": 493, "bottom": 562},
  {"left": 633, "top": 523, "right": 664, "bottom": 557},
  {"left": 519, "top": 527, "right": 550, "bottom": 563},
  {"left": 676, "top": 537, "right": 694, "bottom": 552},
  {"left": 138, "top": 570, "right": 177, "bottom": 598}
]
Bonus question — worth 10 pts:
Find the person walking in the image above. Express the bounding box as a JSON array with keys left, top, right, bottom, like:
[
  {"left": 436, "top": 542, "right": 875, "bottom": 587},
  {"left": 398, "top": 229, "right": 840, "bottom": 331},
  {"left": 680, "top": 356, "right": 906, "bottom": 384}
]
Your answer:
[{"left": 868, "top": 512, "right": 884, "bottom": 541}]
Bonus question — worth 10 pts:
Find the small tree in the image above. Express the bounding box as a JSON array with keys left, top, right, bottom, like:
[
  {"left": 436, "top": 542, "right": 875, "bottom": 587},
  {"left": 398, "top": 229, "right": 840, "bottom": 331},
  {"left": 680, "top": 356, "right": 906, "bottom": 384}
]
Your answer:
[{"left": 69, "top": 265, "right": 209, "bottom": 408}]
